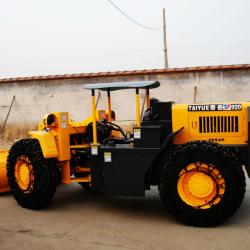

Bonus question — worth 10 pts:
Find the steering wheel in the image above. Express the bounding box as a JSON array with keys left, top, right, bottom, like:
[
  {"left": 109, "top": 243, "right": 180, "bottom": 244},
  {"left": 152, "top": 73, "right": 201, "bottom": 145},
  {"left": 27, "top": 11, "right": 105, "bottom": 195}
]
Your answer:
[
  {"left": 100, "top": 120, "right": 132, "bottom": 145},
  {"left": 101, "top": 121, "right": 127, "bottom": 139}
]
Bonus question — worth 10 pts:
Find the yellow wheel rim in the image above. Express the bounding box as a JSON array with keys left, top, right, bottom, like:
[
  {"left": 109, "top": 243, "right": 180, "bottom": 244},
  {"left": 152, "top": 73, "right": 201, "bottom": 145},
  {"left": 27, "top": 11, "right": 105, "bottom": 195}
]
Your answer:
[
  {"left": 15, "top": 156, "right": 34, "bottom": 192},
  {"left": 177, "top": 163, "right": 225, "bottom": 209}
]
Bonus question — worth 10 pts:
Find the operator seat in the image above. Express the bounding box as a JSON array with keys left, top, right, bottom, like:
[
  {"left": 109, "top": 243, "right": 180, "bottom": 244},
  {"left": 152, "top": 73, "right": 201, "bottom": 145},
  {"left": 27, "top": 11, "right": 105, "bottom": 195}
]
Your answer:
[{"left": 142, "top": 98, "right": 160, "bottom": 121}]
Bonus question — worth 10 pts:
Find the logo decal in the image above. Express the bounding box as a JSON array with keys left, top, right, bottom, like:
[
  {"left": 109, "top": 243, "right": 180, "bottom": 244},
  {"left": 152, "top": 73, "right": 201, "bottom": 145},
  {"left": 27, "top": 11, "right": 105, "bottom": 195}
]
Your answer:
[{"left": 188, "top": 104, "right": 242, "bottom": 112}]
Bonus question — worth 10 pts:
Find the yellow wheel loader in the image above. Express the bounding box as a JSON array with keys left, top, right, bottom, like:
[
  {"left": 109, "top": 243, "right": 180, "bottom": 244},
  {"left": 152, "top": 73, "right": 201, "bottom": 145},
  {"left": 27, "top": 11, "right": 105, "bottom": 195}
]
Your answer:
[{"left": 0, "top": 81, "right": 249, "bottom": 226}]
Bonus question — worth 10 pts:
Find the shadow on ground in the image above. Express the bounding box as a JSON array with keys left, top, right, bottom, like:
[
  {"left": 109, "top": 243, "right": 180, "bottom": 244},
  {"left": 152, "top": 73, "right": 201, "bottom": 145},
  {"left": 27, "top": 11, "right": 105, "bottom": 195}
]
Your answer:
[{"left": 50, "top": 184, "right": 177, "bottom": 224}]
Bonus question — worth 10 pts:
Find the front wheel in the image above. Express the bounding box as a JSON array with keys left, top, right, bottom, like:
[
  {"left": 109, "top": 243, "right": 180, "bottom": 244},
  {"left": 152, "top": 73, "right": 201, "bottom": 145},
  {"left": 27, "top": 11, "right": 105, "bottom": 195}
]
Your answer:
[
  {"left": 159, "top": 141, "right": 246, "bottom": 227},
  {"left": 7, "top": 139, "right": 59, "bottom": 209}
]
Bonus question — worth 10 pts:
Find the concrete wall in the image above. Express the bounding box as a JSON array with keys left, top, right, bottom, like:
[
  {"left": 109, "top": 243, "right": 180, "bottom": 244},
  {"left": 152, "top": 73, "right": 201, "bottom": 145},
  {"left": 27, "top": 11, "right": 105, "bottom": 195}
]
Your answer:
[{"left": 1, "top": 69, "right": 250, "bottom": 127}]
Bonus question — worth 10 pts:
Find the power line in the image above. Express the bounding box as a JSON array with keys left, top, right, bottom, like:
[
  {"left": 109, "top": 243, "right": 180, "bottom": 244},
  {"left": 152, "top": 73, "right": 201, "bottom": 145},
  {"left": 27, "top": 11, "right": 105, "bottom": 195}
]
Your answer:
[
  {"left": 171, "top": 43, "right": 250, "bottom": 49},
  {"left": 1, "top": 43, "right": 249, "bottom": 66},
  {"left": 107, "top": 0, "right": 161, "bottom": 30},
  {"left": 0, "top": 48, "right": 161, "bottom": 66}
]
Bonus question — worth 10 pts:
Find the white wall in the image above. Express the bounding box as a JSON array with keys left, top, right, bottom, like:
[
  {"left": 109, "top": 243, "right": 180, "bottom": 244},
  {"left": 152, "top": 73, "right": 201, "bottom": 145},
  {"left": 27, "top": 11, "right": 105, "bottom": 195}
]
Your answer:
[{"left": 1, "top": 70, "right": 250, "bottom": 126}]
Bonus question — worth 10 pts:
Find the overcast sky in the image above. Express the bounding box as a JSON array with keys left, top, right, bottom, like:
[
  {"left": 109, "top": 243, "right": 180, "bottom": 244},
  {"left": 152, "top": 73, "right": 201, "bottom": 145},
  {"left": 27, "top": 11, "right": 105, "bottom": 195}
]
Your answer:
[{"left": 0, "top": 0, "right": 249, "bottom": 78}]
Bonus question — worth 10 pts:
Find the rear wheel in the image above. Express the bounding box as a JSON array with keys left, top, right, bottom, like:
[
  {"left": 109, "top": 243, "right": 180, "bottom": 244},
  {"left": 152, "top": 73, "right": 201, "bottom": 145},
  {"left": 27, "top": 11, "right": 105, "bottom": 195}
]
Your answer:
[
  {"left": 7, "top": 139, "right": 59, "bottom": 209},
  {"left": 159, "top": 141, "right": 246, "bottom": 227},
  {"left": 75, "top": 172, "right": 92, "bottom": 192},
  {"left": 79, "top": 182, "right": 92, "bottom": 192}
]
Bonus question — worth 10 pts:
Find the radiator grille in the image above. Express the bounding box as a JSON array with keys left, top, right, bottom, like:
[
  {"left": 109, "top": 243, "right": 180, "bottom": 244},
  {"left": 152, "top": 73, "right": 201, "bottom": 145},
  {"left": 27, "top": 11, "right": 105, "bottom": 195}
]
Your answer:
[{"left": 198, "top": 116, "right": 239, "bottom": 133}]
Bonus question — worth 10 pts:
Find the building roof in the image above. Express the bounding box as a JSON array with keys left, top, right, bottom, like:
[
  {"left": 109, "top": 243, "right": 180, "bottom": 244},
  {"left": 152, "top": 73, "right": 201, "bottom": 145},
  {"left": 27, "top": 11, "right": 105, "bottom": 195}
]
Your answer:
[{"left": 0, "top": 64, "right": 250, "bottom": 84}]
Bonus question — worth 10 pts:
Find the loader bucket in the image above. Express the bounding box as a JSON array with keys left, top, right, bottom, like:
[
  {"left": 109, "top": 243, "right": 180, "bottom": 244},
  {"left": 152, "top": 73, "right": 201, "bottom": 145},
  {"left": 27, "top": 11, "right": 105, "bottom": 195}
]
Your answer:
[{"left": 0, "top": 150, "right": 10, "bottom": 193}]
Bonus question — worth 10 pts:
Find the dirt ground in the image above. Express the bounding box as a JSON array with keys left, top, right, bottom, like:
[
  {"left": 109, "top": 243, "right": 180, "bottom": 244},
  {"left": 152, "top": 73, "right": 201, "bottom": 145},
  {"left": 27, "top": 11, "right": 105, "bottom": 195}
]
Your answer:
[
  {"left": 1, "top": 141, "right": 250, "bottom": 250},
  {"left": 0, "top": 181, "right": 250, "bottom": 250}
]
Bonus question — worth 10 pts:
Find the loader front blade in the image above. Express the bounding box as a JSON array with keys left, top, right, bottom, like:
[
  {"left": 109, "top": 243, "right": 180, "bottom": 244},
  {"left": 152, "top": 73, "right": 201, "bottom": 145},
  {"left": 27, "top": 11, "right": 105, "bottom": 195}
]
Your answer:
[{"left": 0, "top": 150, "right": 10, "bottom": 193}]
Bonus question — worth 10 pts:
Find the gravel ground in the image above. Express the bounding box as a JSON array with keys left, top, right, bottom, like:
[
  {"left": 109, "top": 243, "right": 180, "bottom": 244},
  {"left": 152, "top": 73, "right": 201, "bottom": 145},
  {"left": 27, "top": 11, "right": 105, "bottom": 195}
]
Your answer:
[{"left": 0, "top": 181, "right": 250, "bottom": 250}]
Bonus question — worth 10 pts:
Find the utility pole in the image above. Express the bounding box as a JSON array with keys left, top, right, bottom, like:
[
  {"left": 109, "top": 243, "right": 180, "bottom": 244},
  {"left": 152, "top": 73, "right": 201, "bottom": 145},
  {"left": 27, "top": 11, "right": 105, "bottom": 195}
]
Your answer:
[{"left": 163, "top": 8, "right": 168, "bottom": 69}]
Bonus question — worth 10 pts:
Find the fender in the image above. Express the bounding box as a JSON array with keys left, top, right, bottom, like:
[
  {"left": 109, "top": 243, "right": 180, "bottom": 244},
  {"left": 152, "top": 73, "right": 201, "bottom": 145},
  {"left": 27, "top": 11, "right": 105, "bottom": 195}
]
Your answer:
[
  {"left": 158, "top": 127, "right": 184, "bottom": 155},
  {"left": 147, "top": 127, "right": 184, "bottom": 185},
  {"left": 28, "top": 131, "right": 58, "bottom": 158}
]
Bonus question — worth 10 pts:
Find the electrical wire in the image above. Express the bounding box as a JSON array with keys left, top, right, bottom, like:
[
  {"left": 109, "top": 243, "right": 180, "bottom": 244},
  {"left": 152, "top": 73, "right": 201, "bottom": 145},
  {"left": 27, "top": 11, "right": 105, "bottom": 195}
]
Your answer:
[
  {"left": 0, "top": 48, "right": 160, "bottom": 66},
  {"left": 107, "top": 0, "right": 162, "bottom": 30},
  {"left": 1, "top": 43, "right": 250, "bottom": 66}
]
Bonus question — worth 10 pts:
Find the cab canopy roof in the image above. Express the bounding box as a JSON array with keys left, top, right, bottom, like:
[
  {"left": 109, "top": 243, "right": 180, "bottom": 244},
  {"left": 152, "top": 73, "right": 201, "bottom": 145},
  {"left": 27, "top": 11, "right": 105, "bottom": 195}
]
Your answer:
[{"left": 83, "top": 81, "right": 160, "bottom": 91}]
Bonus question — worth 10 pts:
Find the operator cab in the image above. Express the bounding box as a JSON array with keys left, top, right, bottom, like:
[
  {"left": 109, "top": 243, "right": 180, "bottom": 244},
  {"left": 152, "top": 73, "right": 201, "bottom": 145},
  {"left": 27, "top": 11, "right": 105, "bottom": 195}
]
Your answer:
[
  {"left": 83, "top": 81, "right": 174, "bottom": 196},
  {"left": 83, "top": 81, "right": 161, "bottom": 147}
]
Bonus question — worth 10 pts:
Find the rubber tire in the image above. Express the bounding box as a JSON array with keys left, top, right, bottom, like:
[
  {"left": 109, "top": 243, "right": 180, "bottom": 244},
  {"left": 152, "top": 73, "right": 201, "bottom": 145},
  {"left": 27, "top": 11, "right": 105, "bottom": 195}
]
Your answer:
[
  {"left": 7, "top": 139, "right": 59, "bottom": 209},
  {"left": 74, "top": 173, "right": 92, "bottom": 192},
  {"left": 159, "top": 141, "right": 246, "bottom": 227},
  {"left": 78, "top": 182, "right": 101, "bottom": 194},
  {"left": 78, "top": 182, "right": 92, "bottom": 192}
]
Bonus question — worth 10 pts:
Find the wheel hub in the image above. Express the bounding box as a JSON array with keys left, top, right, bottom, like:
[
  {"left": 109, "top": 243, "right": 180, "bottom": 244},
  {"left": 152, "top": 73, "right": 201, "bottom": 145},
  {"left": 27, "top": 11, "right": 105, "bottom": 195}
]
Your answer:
[
  {"left": 15, "top": 156, "right": 34, "bottom": 192},
  {"left": 188, "top": 172, "right": 214, "bottom": 198},
  {"left": 18, "top": 163, "right": 30, "bottom": 186},
  {"left": 177, "top": 163, "right": 225, "bottom": 209}
]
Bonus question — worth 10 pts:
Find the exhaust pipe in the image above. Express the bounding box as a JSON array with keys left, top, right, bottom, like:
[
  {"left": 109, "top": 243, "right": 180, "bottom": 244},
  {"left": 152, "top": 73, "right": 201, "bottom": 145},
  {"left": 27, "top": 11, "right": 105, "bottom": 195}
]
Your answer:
[{"left": 0, "top": 151, "right": 10, "bottom": 193}]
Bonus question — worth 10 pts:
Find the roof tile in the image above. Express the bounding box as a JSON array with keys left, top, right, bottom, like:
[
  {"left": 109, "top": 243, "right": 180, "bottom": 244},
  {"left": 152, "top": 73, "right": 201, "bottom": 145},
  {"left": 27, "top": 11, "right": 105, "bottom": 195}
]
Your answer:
[{"left": 0, "top": 64, "right": 250, "bottom": 84}]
